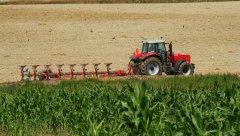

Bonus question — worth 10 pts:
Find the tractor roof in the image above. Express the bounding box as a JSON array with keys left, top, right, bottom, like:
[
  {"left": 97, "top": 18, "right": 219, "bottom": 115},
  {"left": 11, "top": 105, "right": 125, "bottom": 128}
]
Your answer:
[{"left": 142, "top": 39, "right": 164, "bottom": 44}]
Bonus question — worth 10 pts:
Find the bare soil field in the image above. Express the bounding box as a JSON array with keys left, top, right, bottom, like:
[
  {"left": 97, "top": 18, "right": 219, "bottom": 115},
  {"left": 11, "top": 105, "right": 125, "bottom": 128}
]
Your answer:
[{"left": 0, "top": 2, "right": 240, "bottom": 83}]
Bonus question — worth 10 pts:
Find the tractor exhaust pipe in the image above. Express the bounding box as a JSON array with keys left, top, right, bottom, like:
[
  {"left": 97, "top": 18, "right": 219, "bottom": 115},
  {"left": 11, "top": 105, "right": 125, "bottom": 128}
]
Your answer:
[{"left": 169, "top": 41, "right": 173, "bottom": 63}]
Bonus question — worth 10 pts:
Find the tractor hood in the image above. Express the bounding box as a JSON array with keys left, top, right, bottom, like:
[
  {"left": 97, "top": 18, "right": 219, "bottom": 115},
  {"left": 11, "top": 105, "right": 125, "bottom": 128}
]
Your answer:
[
  {"left": 169, "top": 52, "right": 191, "bottom": 64},
  {"left": 130, "top": 48, "right": 191, "bottom": 64}
]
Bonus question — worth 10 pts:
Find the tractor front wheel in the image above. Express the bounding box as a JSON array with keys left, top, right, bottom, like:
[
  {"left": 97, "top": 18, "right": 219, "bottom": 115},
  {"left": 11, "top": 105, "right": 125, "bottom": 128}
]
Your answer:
[
  {"left": 141, "top": 57, "right": 162, "bottom": 76},
  {"left": 178, "top": 62, "right": 194, "bottom": 76}
]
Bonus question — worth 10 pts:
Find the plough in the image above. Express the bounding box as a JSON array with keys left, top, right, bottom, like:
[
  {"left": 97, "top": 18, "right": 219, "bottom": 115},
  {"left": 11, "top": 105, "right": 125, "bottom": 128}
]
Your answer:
[
  {"left": 19, "top": 63, "right": 132, "bottom": 81},
  {"left": 19, "top": 39, "right": 195, "bottom": 81}
]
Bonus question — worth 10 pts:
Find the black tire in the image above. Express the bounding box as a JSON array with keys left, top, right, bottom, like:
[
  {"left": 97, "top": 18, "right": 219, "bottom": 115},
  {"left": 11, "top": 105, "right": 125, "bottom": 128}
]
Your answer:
[
  {"left": 140, "top": 57, "right": 162, "bottom": 75},
  {"left": 178, "top": 62, "right": 194, "bottom": 76}
]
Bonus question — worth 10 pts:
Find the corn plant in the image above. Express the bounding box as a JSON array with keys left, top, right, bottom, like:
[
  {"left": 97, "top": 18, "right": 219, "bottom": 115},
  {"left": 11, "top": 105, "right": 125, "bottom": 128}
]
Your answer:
[
  {"left": 121, "top": 83, "right": 158, "bottom": 135},
  {"left": 0, "top": 74, "right": 239, "bottom": 135}
]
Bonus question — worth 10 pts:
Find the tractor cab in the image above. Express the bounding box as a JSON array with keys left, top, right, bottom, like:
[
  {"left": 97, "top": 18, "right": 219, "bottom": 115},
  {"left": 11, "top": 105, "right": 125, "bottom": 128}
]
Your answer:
[{"left": 142, "top": 40, "right": 167, "bottom": 61}]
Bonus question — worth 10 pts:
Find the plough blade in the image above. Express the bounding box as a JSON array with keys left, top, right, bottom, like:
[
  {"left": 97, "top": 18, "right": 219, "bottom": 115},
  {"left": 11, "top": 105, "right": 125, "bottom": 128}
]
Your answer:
[{"left": 19, "top": 62, "right": 131, "bottom": 81}]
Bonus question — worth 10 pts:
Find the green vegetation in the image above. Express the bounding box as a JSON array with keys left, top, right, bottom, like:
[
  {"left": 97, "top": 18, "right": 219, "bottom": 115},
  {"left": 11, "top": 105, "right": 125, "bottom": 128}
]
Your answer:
[
  {"left": 0, "top": 74, "right": 240, "bottom": 135},
  {"left": 1, "top": 0, "right": 240, "bottom": 4}
]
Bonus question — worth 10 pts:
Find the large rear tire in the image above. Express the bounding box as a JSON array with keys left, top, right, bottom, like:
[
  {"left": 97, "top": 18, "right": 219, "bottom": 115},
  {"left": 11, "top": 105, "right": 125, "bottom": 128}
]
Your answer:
[
  {"left": 140, "top": 57, "right": 162, "bottom": 76},
  {"left": 178, "top": 62, "right": 194, "bottom": 76}
]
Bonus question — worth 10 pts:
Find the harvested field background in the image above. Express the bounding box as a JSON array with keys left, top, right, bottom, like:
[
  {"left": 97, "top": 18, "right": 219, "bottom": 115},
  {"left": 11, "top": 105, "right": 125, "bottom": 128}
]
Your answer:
[
  {"left": 0, "top": 2, "right": 240, "bottom": 83},
  {"left": 1, "top": 0, "right": 240, "bottom": 4}
]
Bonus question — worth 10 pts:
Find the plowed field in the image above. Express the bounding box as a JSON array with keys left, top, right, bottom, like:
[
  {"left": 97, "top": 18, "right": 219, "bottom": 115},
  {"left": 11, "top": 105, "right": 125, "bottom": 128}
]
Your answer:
[{"left": 0, "top": 2, "right": 240, "bottom": 83}]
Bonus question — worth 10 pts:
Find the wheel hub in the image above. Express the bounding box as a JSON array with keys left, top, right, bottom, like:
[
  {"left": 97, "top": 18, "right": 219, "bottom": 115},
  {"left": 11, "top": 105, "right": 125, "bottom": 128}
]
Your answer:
[
  {"left": 182, "top": 66, "right": 191, "bottom": 75},
  {"left": 147, "top": 62, "right": 159, "bottom": 75}
]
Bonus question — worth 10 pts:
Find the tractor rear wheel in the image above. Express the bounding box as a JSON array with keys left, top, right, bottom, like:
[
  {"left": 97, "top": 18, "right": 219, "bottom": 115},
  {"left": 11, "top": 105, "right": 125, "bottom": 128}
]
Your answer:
[
  {"left": 178, "top": 62, "right": 194, "bottom": 76},
  {"left": 140, "top": 57, "right": 162, "bottom": 75}
]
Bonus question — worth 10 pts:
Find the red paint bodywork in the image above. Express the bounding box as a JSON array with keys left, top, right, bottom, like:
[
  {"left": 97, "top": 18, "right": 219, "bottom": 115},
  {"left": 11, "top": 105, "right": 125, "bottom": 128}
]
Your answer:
[
  {"left": 132, "top": 48, "right": 191, "bottom": 64},
  {"left": 167, "top": 52, "right": 191, "bottom": 63}
]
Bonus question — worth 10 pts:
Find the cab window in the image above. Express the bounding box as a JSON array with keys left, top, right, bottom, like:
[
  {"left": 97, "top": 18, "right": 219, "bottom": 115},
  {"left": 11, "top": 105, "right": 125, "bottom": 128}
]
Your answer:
[{"left": 156, "top": 43, "right": 165, "bottom": 52}]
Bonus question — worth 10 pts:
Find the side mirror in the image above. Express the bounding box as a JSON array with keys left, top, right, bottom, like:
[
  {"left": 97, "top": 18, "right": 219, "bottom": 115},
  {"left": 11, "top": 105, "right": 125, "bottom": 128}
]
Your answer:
[{"left": 169, "top": 41, "right": 173, "bottom": 62}]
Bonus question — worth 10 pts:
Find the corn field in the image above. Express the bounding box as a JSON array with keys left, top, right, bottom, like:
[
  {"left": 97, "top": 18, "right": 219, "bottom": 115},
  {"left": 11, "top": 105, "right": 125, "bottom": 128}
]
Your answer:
[{"left": 0, "top": 74, "right": 240, "bottom": 135}]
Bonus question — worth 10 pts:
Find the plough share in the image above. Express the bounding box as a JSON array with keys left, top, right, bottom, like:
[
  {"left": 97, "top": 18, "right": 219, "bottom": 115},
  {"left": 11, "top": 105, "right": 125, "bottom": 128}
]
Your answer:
[{"left": 19, "top": 63, "right": 130, "bottom": 81}]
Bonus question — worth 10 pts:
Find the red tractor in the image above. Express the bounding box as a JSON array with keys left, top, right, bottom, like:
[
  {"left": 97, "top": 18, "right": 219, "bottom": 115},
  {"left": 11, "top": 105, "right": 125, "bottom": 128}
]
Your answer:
[{"left": 129, "top": 39, "right": 195, "bottom": 76}]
